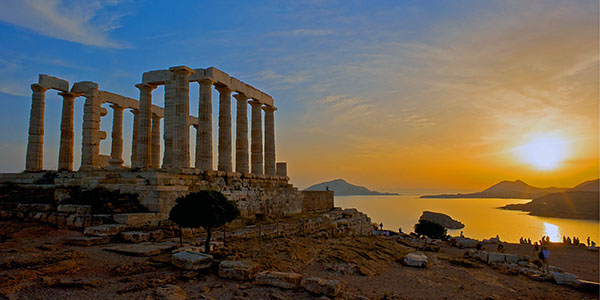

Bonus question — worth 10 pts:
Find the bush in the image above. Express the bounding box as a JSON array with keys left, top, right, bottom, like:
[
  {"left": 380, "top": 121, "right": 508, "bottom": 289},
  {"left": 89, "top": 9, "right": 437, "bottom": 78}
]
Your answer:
[
  {"left": 169, "top": 190, "right": 240, "bottom": 252},
  {"left": 414, "top": 220, "right": 447, "bottom": 239}
]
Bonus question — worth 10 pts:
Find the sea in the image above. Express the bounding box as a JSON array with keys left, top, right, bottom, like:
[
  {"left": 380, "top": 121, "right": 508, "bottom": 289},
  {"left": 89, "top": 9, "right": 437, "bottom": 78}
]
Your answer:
[{"left": 335, "top": 194, "right": 600, "bottom": 243}]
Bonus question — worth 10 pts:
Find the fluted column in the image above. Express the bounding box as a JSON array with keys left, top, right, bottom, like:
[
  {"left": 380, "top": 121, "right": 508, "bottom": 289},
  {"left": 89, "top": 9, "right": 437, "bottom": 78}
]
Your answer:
[
  {"left": 26, "top": 84, "right": 47, "bottom": 171},
  {"left": 57, "top": 92, "right": 75, "bottom": 170},
  {"left": 196, "top": 79, "right": 213, "bottom": 171},
  {"left": 162, "top": 80, "right": 174, "bottom": 168},
  {"left": 263, "top": 105, "right": 277, "bottom": 176},
  {"left": 108, "top": 104, "right": 124, "bottom": 167},
  {"left": 135, "top": 83, "right": 156, "bottom": 168},
  {"left": 250, "top": 100, "right": 263, "bottom": 175},
  {"left": 169, "top": 66, "right": 194, "bottom": 168},
  {"left": 216, "top": 86, "right": 232, "bottom": 172},
  {"left": 233, "top": 93, "right": 249, "bottom": 173},
  {"left": 151, "top": 114, "right": 161, "bottom": 168},
  {"left": 130, "top": 109, "right": 138, "bottom": 167},
  {"left": 79, "top": 84, "right": 101, "bottom": 170}
]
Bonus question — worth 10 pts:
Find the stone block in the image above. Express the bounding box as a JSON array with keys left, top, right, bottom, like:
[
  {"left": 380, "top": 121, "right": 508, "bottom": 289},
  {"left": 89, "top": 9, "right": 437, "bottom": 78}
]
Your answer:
[
  {"left": 276, "top": 162, "right": 287, "bottom": 177},
  {"left": 105, "top": 242, "right": 177, "bottom": 256},
  {"left": 57, "top": 204, "right": 92, "bottom": 214},
  {"left": 218, "top": 260, "right": 260, "bottom": 280},
  {"left": 478, "top": 251, "right": 488, "bottom": 263},
  {"left": 205, "top": 67, "right": 230, "bottom": 85},
  {"left": 71, "top": 81, "right": 99, "bottom": 93},
  {"left": 121, "top": 231, "right": 151, "bottom": 243},
  {"left": 65, "top": 236, "right": 110, "bottom": 246},
  {"left": 84, "top": 224, "right": 126, "bottom": 237},
  {"left": 504, "top": 254, "right": 519, "bottom": 264},
  {"left": 38, "top": 74, "right": 69, "bottom": 92},
  {"left": 552, "top": 272, "right": 580, "bottom": 287},
  {"left": 171, "top": 251, "right": 213, "bottom": 270},
  {"left": 255, "top": 271, "right": 303, "bottom": 289},
  {"left": 143, "top": 70, "right": 172, "bottom": 84},
  {"left": 403, "top": 252, "right": 428, "bottom": 268},
  {"left": 301, "top": 277, "right": 342, "bottom": 297},
  {"left": 487, "top": 252, "right": 505, "bottom": 265}
]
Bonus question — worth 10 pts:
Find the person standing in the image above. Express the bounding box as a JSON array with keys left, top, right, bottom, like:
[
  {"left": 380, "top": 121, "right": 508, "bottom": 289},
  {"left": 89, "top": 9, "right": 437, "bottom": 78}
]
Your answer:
[{"left": 541, "top": 246, "right": 550, "bottom": 273}]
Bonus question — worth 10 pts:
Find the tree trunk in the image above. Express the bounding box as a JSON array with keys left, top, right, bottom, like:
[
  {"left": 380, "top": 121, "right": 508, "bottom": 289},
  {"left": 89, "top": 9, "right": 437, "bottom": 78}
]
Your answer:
[
  {"left": 205, "top": 227, "right": 212, "bottom": 254},
  {"left": 179, "top": 226, "right": 183, "bottom": 247}
]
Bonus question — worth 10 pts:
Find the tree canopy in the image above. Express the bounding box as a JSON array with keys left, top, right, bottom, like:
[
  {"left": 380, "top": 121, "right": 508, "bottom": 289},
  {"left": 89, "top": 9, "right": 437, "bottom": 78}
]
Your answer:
[{"left": 414, "top": 219, "right": 447, "bottom": 239}]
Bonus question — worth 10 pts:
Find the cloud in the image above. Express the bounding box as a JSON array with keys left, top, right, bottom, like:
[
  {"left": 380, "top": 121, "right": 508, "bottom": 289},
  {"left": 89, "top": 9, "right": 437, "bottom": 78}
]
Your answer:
[
  {"left": 271, "top": 29, "right": 333, "bottom": 37},
  {"left": 0, "top": 0, "right": 126, "bottom": 48}
]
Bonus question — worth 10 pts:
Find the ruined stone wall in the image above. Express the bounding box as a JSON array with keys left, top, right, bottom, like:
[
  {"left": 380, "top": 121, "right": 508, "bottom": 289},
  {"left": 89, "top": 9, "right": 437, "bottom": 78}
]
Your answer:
[{"left": 301, "top": 191, "right": 334, "bottom": 213}]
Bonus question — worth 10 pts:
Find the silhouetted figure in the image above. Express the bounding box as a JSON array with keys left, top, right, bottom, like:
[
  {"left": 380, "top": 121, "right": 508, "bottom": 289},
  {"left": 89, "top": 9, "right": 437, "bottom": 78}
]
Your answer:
[
  {"left": 477, "top": 242, "right": 483, "bottom": 250},
  {"left": 587, "top": 236, "right": 591, "bottom": 246},
  {"left": 379, "top": 222, "right": 383, "bottom": 231},
  {"left": 325, "top": 186, "right": 329, "bottom": 191},
  {"left": 534, "top": 242, "right": 539, "bottom": 252},
  {"left": 567, "top": 237, "right": 572, "bottom": 244},
  {"left": 460, "top": 231, "right": 464, "bottom": 238},
  {"left": 528, "top": 238, "right": 531, "bottom": 244},
  {"left": 541, "top": 247, "right": 550, "bottom": 273}
]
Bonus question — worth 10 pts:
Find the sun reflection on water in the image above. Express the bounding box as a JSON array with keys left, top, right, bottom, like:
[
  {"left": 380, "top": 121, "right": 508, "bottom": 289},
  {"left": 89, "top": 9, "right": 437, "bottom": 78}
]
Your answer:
[{"left": 543, "top": 222, "right": 561, "bottom": 242}]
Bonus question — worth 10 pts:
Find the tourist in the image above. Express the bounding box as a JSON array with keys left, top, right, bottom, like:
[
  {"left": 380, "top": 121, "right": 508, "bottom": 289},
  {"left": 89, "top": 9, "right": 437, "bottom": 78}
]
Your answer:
[
  {"left": 562, "top": 236, "right": 566, "bottom": 244},
  {"left": 527, "top": 238, "right": 531, "bottom": 244},
  {"left": 587, "top": 236, "right": 591, "bottom": 246},
  {"left": 534, "top": 242, "right": 539, "bottom": 252},
  {"left": 477, "top": 242, "right": 483, "bottom": 250},
  {"left": 540, "top": 247, "right": 550, "bottom": 273},
  {"left": 460, "top": 231, "right": 464, "bottom": 238},
  {"left": 567, "top": 237, "right": 571, "bottom": 244},
  {"left": 380, "top": 222, "right": 383, "bottom": 231}
]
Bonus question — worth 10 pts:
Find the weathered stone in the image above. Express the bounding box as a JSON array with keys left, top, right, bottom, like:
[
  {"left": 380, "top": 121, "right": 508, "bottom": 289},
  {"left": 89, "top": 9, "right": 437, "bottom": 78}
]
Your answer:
[
  {"left": 552, "top": 272, "right": 580, "bottom": 287},
  {"left": 154, "top": 284, "right": 187, "bottom": 300},
  {"left": 172, "top": 251, "right": 213, "bottom": 270},
  {"left": 504, "top": 254, "right": 519, "bottom": 264},
  {"left": 121, "top": 231, "right": 150, "bottom": 243},
  {"left": 65, "top": 236, "right": 110, "bottom": 246},
  {"left": 454, "top": 237, "right": 478, "bottom": 248},
  {"left": 218, "top": 260, "right": 260, "bottom": 280},
  {"left": 255, "top": 271, "right": 303, "bottom": 289},
  {"left": 403, "top": 252, "right": 428, "bottom": 268},
  {"left": 105, "top": 242, "right": 177, "bottom": 256},
  {"left": 487, "top": 252, "right": 505, "bottom": 265},
  {"left": 57, "top": 204, "right": 91, "bottom": 214},
  {"left": 479, "top": 251, "right": 489, "bottom": 263},
  {"left": 84, "top": 224, "right": 126, "bottom": 237},
  {"left": 38, "top": 74, "right": 69, "bottom": 91},
  {"left": 301, "top": 277, "right": 342, "bottom": 297}
]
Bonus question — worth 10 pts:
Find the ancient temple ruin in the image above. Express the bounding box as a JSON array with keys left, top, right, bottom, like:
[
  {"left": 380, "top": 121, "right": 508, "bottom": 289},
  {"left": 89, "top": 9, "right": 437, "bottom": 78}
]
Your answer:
[{"left": 1, "top": 66, "right": 332, "bottom": 222}]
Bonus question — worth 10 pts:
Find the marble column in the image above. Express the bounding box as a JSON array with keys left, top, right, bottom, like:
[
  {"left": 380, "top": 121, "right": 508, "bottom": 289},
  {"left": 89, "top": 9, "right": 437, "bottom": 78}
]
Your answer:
[
  {"left": 263, "top": 105, "right": 277, "bottom": 176},
  {"left": 135, "top": 83, "right": 156, "bottom": 168},
  {"left": 169, "top": 66, "right": 194, "bottom": 168},
  {"left": 151, "top": 114, "right": 161, "bottom": 168},
  {"left": 162, "top": 80, "right": 174, "bottom": 168},
  {"left": 80, "top": 86, "right": 102, "bottom": 170},
  {"left": 26, "top": 84, "right": 47, "bottom": 171},
  {"left": 196, "top": 79, "right": 213, "bottom": 171},
  {"left": 57, "top": 92, "right": 75, "bottom": 170},
  {"left": 108, "top": 104, "right": 124, "bottom": 167},
  {"left": 249, "top": 100, "right": 263, "bottom": 175},
  {"left": 130, "top": 109, "right": 138, "bottom": 167},
  {"left": 233, "top": 93, "right": 249, "bottom": 174},
  {"left": 216, "top": 86, "right": 232, "bottom": 172}
]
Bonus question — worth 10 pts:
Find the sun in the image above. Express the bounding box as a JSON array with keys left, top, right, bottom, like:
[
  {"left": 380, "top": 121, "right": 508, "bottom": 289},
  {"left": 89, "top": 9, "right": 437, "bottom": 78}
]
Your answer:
[{"left": 513, "top": 134, "right": 570, "bottom": 170}]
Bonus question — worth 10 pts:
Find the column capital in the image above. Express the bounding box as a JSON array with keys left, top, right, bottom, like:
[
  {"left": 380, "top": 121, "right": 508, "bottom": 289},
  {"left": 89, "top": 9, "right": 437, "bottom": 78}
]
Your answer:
[
  {"left": 135, "top": 83, "right": 157, "bottom": 91},
  {"left": 249, "top": 100, "right": 262, "bottom": 107},
  {"left": 198, "top": 78, "right": 214, "bottom": 86},
  {"left": 110, "top": 103, "right": 124, "bottom": 111},
  {"left": 169, "top": 65, "right": 195, "bottom": 75},
  {"left": 57, "top": 91, "right": 77, "bottom": 99},
  {"left": 151, "top": 113, "right": 162, "bottom": 120},
  {"left": 233, "top": 93, "right": 248, "bottom": 101},
  {"left": 31, "top": 83, "right": 48, "bottom": 93},
  {"left": 130, "top": 108, "right": 138, "bottom": 114},
  {"left": 215, "top": 85, "right": 232, "bottom": 94},
  {"left": 262, "top": 105, "right": 277, "bottom": 112}
]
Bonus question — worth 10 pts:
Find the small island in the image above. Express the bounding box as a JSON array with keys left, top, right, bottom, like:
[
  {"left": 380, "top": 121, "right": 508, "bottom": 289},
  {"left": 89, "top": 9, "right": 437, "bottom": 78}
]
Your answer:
[
  {"left": 419, "top": 211, "right": 465, "bottom": 229},
  {"left": 305, "top": 179, "right": 399, "bottom": 196}
]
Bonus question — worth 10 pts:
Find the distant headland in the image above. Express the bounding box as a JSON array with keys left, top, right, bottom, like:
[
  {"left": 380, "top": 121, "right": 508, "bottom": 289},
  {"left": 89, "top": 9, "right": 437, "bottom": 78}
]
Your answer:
[
  {"left": 420, "top": 179, "right": 568, "bottom": 199},
  {"left": 305, "top": 179, "right": 399, "bottom": 196}
]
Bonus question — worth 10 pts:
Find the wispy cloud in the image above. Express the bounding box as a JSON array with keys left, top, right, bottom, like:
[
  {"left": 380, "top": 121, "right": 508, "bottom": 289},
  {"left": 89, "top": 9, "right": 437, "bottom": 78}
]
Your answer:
[
  {"left": 0, "top": 0, "right": 126, "bottom": 48},
  {"left": 271, "top": 28, "right": 333, "bottom": 37}
]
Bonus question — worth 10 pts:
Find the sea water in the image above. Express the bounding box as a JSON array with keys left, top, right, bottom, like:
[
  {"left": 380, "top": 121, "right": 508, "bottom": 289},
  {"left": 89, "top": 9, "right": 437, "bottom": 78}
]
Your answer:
[{"left": 335, "top": 194, "right": 600, "bottom": 243}]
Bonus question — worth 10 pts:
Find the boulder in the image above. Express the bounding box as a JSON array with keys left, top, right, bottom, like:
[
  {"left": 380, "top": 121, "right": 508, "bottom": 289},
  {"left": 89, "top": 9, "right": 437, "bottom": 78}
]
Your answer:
[
  {"left": 403, "top": 252, "right": 428, "bottom": 268},
  {"left": 487, "top": 252, "right": 505, "bottom": 265},
  {"left": 255, "top": 271, "right": 303, "bottom": 289},
  {"left": 455, "top": 238, "right": 478, "bottom": 248},
  {"left": 504, "top": 254, "right": 519, "bottom": 264},
  {"left": 84, "top": 224, "right": 126, "bottom": 237},
  {"left": 552, "top": 272, "right": 580, "bottom": 287},
  {"left": 121, "top": 231, "right": 150, "bottom": 243},
  {"left": 171, "top": 251, "right": 213, "bottom": 270},
  {"left": 478, "top": 251, "right": 489, "bottom": 263},
  {"left": 218, "top": 260, "right": 260, "bottom": 280},
  {"left": 419, "top": 211, "right": 464, "bottom": 229},
  {"left": 302, "top": 277, "right": 342, "bottom": 297}
]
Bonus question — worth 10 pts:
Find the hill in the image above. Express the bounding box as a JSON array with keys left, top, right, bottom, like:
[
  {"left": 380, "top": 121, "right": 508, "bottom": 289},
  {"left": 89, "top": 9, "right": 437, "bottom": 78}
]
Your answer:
[
  {"left": 502, "top": 191, "right": 599, "bottom": 220},
  {"left": 420, "top": 179, "right": 567, "bottom": 199},
  {"left": 304, "top": 179, "right": 399, "bottom": 196}
]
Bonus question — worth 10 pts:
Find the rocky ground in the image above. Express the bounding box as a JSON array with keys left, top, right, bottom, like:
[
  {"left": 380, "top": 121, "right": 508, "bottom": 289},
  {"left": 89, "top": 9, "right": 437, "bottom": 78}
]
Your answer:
[{"left": 0, "top": 220, "right": 598, "bottom": 300}]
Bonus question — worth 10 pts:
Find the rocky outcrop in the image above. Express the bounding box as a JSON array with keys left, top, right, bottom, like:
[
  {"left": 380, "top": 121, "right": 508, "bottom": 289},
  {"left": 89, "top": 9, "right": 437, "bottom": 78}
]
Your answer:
[
  {"left": 218, "top": 260, "right": 260, "bottom": 280},
  {"left": 255, "top": 271, "right": 303, "bottom": 289},
  {"left": 301, "top": 277, "right": 342, "bottom": 297},
  {"left": 171, "top": 251, "right": 213, "bottom": 270},
  {"left": 419, "top": 211, "right": 464, "bottom": 229},
  {"left": 403, "top": 252, "right": 428, "bottom": 268}
]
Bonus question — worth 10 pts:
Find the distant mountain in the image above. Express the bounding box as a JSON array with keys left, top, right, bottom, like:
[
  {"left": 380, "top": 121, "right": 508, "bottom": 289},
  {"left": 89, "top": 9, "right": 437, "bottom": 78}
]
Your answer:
[
  {"left": 571, "top": 179, "right": 599, "bottom": 192},
  {"left": 420, "top": 179, "right": 567, "bottom": 199},
  {"left": 304, "top": 179, "right": 399, "bottom": 196}
]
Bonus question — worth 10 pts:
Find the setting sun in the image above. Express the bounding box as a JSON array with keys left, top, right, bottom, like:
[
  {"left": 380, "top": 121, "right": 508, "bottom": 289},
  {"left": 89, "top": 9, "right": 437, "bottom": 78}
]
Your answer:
[{"left": 513, "top": 135, "right": 570, "bottom": 170}]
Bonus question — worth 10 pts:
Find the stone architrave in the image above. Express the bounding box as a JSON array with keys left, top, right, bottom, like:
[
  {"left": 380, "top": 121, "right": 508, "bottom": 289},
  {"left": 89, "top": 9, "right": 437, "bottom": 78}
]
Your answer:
[
  {"left": 249, "top": 100, "right": 263, "bottom": 175},
  {"left": 135, "top": 83, "right": 157, "bottom": 168},
  {"left": 196, "top": 79, "right": 213, "bottom": 171},
  {"left": 263, "top": 105, "right": 276, "bottom": 176},
  {"left": 130, "top": 109, "right": 139, "bottom": 167},
  {"left": 76, "top": 82, "right": 101, "bottom": 170},
  {"left": 57, "top": 92, "right": 76, "bottom": 170},
  {"left": 233, "top": 93, "right": 249, "bottom": 174},
  {"left": 216, "top": 86, "right": 232, "bottom": 172},
  {"left": 151, "top": 114, "right": 161, "bottom": 168},
  {"left": 26, "top": 84, "right": 48, "bottom": 171},
  {"left": 109, "top": 104, "right": 124, "bottom": 167},
  {"left": 169, "top": 66, "right": 194, "bottom": 168}
]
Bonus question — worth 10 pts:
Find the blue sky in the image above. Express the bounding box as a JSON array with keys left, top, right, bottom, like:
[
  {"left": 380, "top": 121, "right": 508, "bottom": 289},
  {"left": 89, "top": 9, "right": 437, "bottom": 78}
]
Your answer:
[{"left": 0, "top": 0, "right": 598, "bottom": 191}]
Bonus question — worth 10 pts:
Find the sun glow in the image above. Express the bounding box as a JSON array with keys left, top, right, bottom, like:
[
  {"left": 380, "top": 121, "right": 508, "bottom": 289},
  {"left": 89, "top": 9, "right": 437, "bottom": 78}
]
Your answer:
[{"left": 513, "top": 134, "right": 570, "bottom": 170}]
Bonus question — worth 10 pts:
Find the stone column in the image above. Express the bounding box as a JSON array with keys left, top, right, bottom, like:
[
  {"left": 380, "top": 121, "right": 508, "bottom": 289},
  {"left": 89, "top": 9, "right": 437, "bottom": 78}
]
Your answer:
[
  {"left": 25, "top": 84, "right": 47, "bottom": 171},
  {"left": 57, "top": 92, "right": 76, "bottom": 170},
  {"left": 196, "top": 79, "right": 213, "bottom": 171},
  {"left": 216, "top": 86, "right": 232, "bottom": 172},
  {"left": 135, "top": 83, "right": 156, "bottom": 168},
  {"left": 79, "top": 83, "right": 101, "bottom": 170},
  {"left": 263, "top": 105, "right": 277, "bottom": 176},
  {"left": 169, "top": 66, "right": 194, "bottom": 168},
  {"left": 130, "top": 109, "right": 138, "bottom": 167},
  {"left": 233, "top": 93, "right": 249, "bottom": 173},
  {"left": 162, "top": 80, "right": 174, "bottom": 168},
  {"left": 151, "top": 114, "right": 161, "bottom": 168},
  {"left": 250, "top": 100, "right": 263, "bottom": 175},
  {"left": 108, "top": 104, "right": 124, "bottom": 167}
]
